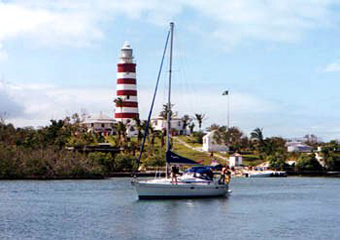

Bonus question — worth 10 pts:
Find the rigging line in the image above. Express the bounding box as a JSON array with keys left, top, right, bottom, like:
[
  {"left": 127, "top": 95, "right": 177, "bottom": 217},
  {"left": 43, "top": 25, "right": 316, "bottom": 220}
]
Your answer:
[{"left": 135, "top": 27, "right": 171, "bottom": 174}]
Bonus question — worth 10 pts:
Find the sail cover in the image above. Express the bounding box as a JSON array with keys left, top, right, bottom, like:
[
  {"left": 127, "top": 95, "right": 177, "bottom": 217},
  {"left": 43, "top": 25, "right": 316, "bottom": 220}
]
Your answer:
[{"left": 166, "top": 151, "right": 201, "bottom": 165}]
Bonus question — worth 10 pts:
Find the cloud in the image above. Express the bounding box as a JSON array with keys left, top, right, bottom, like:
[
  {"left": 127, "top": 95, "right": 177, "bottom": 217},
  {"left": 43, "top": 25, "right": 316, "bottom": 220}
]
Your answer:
[
  {"left": 0, "top": 43, "right": 7, "bottom": 61},
  {"left": 0, "top": 80, "right": 25, "bottom": 118},
  {"left": 0, "top": 0, "right": 337, "bottom": 52},
  {"left": 0, "top": 1, "right": 105, "bottom": 48},
  {"left": 2, "top": 80, "right": 114, "bottom": 127},
  {"left": 324, "top": 60, "right": 340, "bottom": 72},
  {"left": 186, "top": 0, "right": 334, "bottom": 47},
  {"left": 3, "top": 79, "right": 340, "bottom": 140},
  {"left": 3, "top": 78, "right": 278, "bottom": 129}
]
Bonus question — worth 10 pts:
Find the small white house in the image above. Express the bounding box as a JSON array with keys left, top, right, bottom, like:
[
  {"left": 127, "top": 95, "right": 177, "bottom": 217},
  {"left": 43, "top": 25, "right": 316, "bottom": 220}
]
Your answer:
[
  {"left": 82, "top": 112, "right": 116, "bottom": 136},
  {"left": 202, "top": 130, "right": 229, "bottom": 152},
  {"left": 286, "top": 142, "right": 313, "bottom": 153},
  {"left": 151, "top": 116, "right": 186, "bottom": 134},
  {"left": 229, "top": 153, "right": 243, "bottom": 168}
]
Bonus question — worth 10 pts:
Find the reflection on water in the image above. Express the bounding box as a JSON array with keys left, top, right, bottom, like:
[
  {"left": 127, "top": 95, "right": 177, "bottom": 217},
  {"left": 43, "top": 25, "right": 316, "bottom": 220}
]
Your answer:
[{"left": 0, "top": 177, "right": 340, "bottom": 240}]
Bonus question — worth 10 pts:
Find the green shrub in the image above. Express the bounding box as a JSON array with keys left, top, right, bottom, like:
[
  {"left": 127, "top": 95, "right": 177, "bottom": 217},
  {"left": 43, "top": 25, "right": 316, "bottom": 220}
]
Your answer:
[
  {"left": 192, "top": 131, "right": 204, "bottom": 144},
  {"left": 143, "top": 150, "right": 165, "bottom": 167},
  {"left": 88, "top": 152, "right": 115, "bottom": 173},
  {"left": 268, "top": 153, "right": 287, "bottom": 170},
  {"left": 114, "top": 153, "right": 138, "bottom": 171},
  {"left": 296, "top": 153, "right": 323, "bottom": 171}
]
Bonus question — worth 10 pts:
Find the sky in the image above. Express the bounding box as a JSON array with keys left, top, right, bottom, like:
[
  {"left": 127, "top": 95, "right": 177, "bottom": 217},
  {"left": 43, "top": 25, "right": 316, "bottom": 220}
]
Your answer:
[{"left": 1, "top": 0, "right": 340, "bottom": 140}]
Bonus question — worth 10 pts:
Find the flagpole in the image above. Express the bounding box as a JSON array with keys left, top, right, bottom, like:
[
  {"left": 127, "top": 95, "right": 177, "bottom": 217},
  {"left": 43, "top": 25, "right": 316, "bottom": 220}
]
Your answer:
[
  {"left": 222, "top": 89, "right": 230, "bottom": 129},
  {"left": 228, "top": 90, "right": 230, "bottom": 129}
]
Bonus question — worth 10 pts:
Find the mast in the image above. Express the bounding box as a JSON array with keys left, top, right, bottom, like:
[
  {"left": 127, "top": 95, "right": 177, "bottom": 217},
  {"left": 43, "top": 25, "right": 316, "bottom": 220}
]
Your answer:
[{"left": 165, "top": 22, "right": 174, "bottom": 178}]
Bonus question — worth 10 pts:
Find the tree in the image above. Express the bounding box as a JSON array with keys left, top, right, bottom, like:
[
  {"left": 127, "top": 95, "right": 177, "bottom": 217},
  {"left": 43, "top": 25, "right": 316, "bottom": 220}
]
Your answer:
[
  {"left": 189, "top": 123, "right": 195, "bottom": 135},
  {"left": 296, "top": 153, "right": 323, "bottom": 171},
  {"left": 160, "top": 103, "right": 176, "bottom": 120},
  {"left": 264, "top": 137, "right": 286, "bottom": 156},
  {"left": 268, "top": 153, "right": 287, "bottom": 170},
  {"left": 114, "top": 97, "right": 124, "bottom": 114},
  {"left": 194, "top": 113, "right": 206, "bottom": 131},
  {"left": 224, "top": 127, "right": 244, "bottom": 152},
  {"left": 212, "top": 126, "right": 244, "bottom": 152},
  {"left": 320, "top": 141, "right": 340, "bottom": 170},
  {"left": 181, "top": 115, "right": 191, "bottom": 135},
  {"left": 304, "top": 134, "right": 319, "bottom": 148},
  {"left": 250, "top": 128, "right": 265, "bottom": 153},
  {"left": 0, "top": 111, "right": 8, "bottom": 124},
  {"left": 116, "top": 122, "right": 127, "bottom": 145}
]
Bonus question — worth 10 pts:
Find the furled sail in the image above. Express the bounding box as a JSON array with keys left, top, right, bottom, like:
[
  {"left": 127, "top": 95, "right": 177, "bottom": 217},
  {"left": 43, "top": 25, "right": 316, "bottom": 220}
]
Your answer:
[{"left": 166, "top": 150, "right": 201, "bottom": 165}]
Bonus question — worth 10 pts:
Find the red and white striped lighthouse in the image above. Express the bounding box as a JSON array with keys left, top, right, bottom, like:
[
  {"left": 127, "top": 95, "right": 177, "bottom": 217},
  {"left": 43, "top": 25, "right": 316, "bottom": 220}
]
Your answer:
[{"left": 115, "top": 42, "right": 139, "bottom": 122}]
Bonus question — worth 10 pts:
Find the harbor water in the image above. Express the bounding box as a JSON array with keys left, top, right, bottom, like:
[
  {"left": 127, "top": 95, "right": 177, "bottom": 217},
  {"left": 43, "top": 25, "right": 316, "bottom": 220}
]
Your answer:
[{"left": 1, "top": 177, "right": 340, "bottom": 240}]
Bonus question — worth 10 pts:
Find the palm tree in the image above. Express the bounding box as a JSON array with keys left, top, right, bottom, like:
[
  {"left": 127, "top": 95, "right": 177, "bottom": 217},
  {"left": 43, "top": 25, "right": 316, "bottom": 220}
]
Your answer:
[
  {"left": 160, "top": 104, "right": 176, "bottom": 120},
  {"left": 250, "top": 127, "right": 265, "bottom": 154},
  {"left": 189, "top": 123, "right": 195, "bottom": 135},
  {"left": 181, "top": 115, "right": 191, "bottom": 135},
  {"left": 114, "top": 97, "right": 124, "bottom": 113},
  {"left": 194, "top": 113, "right": 206, "bottom": 131},
  {"left": 117, "top": 121, "right": 126, "bottom": 146}
]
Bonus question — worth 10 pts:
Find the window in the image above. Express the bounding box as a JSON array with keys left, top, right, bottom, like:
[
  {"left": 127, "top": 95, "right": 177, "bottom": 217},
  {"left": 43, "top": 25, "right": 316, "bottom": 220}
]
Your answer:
[
  {"left": 101, "top": 123, "right": 105, "bottom": 128},
  {"left": 91, "top": 123, "right": 94, "bottom": 127},
  {"left": 127, "top": 95, "right": 130, "bottom": 99},
  {"left": 178, "top": 121, "right": 180, "bottom": 126}
]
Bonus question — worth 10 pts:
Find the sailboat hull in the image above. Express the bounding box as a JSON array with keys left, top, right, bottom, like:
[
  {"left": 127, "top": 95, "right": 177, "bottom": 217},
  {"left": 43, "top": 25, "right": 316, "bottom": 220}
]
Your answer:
[{"left": 134, "top": 179, "right": 229, "bottom": 199}]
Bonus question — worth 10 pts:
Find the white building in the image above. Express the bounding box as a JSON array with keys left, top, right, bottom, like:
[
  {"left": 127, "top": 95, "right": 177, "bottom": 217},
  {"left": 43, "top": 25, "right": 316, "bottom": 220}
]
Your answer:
[
  {"left": 202, "top": 130, "right": 229, "bottom": 152},
  {"left": 286, "top": 141, "right": 313, "bottom": 153},
  {"left": 151, "top": 116, "right": 186, "bottom": 135},
  {"left": 82, "top": 112, "right": 116, "bottom": 136},
  {"left": 229, "top": 153, "right": 243, "bottom": 168}
]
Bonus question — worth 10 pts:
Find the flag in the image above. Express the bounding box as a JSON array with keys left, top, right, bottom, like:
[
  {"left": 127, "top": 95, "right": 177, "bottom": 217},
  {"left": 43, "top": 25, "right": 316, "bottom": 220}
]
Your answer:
[{"left": 222, "top": 90, "right": 229, "bottom": 95}]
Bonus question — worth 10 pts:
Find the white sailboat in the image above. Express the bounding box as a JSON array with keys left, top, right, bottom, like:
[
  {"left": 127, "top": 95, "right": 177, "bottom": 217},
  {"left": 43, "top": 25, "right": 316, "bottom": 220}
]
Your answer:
[{"left": 133, "top": 22, "right": 229, "bottom": 199}]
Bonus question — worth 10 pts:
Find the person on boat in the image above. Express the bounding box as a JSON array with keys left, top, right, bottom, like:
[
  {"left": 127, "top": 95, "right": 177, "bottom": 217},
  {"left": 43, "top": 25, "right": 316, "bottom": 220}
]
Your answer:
[
  {"left": 219, "top": 165, "right": 231, "bottom": 184},
  {"left": 171, "top": 165, "right": 179, "bottom": 185},
  {"left": 207, "top": 168, "right": 214, "bottom": 180}
]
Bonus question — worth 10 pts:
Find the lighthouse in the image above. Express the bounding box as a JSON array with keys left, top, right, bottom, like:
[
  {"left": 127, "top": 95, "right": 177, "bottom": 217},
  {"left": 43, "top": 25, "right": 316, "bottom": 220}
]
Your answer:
[{"left": 114, "top": 42, "right": 139, "bottom": 123}]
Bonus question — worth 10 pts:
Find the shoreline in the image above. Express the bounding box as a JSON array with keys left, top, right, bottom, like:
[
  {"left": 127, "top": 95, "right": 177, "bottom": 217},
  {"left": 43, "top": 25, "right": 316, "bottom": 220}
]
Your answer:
[{"left": 0, "top": 171, "right": 339, "bottom": 180}]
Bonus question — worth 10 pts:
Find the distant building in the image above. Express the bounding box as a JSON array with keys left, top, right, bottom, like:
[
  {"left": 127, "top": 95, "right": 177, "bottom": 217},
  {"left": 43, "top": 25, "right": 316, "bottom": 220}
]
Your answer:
[
  {"left": 286, "top": 141, "right": 313, "bottom": 153},
  {"left": 229, "top": 153, "right": 243, "bottom": 168},
  {"left": 151, "top": 116, "right": 186, "bottom": 135},
  {"left": 82, "top": 112, "right": 116, "bottom": 136},
  {"left": 202, "top": 130, "right": 229, "bottom": 152}
]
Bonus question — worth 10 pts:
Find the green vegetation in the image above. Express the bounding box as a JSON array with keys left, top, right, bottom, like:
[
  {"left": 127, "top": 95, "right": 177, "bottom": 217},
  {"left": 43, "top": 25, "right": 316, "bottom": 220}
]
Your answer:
[
  {"left": 319, "top": 141, "right": 340, "bottom": 170},
  {"left": 0, "top": 115, "right": 142, "bottom": 179},
  {"left": 296, "top": 153, "right": 323, "bottom": 172},
  {"left": 2, "top": 110, "right": 340, "bottom": 179},
  {"left": 172, "top": 140, "right": 211, "bottom": 164}
]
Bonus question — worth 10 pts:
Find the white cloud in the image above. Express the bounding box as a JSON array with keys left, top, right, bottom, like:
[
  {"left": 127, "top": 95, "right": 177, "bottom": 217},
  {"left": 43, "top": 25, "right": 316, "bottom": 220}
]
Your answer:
[
  {"left": 0, "top": 2, "right": 104, "bottom": 47},
  {"left": 324, "top": 60, "right": 340, "bottom": 72},
  {"left": 186, "top": 0, "right": 334, "bottom": 47},
  {"left": 0, "top": 43, "right": 7, "bottom": 61},
  {"left": 2, "top": 78, "right": 279, "bottom": 135},
  {"left": 3, "top": 79, "right": 340, "bottom": 140},
  {"left": 0, "top": 0, "right": 337, "bottom": 52}
]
